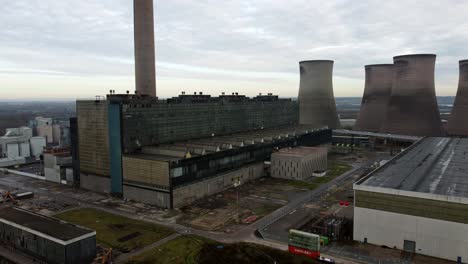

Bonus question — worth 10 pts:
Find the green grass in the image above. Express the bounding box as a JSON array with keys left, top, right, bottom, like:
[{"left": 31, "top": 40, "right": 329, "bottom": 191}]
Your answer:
[
  {"left": 126, "top": 236, "right": 316, "bottom": 264},
  {"left": 54, "top": 208, "right": 174, "bottom": 252},
  {"left": 126, "top": 235, "right": 210, "bottom": 264},
  {"left": 287, "top": 161, "right": 353, "bottom": 190}
]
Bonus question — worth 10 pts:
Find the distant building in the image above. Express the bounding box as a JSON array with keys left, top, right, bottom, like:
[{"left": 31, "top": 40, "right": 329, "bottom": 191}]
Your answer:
[
  {"left": 0, "top": 127, "right": 32, "bottom": 157},
  {"left": 354, "top": 137, "right": 468, "bottom": 262},
  {"left": 31, "top": 117, "right": 70, "bottom": 146},
  {"left": 271, "top": 147, "right": 327, "bottom": 181},
  {"left": 30, "top": 136, "right": 47, "bottom": 159},
  {"left": 0, "top": 127, "right": 35, "bottom": 167},
  {"left": 34, "top": 117, "right": 54, "bottom": 144},
  {"left": 43, "top": 146, "right": 72, "bottom": 184},
  {"left": 0, "top": 206, "right": 96, "bottom": 264}
]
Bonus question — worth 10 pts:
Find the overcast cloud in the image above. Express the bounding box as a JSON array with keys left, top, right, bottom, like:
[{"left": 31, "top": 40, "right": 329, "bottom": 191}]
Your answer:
[{"left": 1, "top": 0, "right": 467, "bottom": 99}]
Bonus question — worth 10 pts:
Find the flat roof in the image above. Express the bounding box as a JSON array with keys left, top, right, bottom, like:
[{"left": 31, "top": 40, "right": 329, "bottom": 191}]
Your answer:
[
  {"left": 130, "top": 125, "right": 328, "bottom": 162},
  {"left": 274, "top": 146, "right": 327, "bottom": 158},
  {"left": 0, "top": 207, "right": 95, "bottom": 244},
  {"left": 359, "top": 137, "right": 468, "bottom": 198}
]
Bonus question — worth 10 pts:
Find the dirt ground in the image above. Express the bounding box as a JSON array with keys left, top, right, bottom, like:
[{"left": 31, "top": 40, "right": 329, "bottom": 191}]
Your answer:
[
  {"left": 176, "top": 177, "right": 307, "bottom": 231},
  {"left": 174, "top": 151, "right": 370, "bottom": 232}
]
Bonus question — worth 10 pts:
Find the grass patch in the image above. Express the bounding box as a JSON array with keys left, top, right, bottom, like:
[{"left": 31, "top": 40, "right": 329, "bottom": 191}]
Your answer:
[
  {"left": 287, "top": 161, "right": 353, "bottom": 190},
  {"left": 126, "top": 235, "right": 211, "bottom": 264},
  {"left": 126, "top": 236, "right": 317, "bottom": 264},
  {"left": 54, "top": 208, "right": 174, "bottom": 253}
]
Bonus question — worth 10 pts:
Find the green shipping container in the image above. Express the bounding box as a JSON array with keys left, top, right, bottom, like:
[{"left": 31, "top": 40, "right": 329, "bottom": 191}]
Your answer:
[{"left": 320, "top": 236, "right": 329, "bottom": 246}]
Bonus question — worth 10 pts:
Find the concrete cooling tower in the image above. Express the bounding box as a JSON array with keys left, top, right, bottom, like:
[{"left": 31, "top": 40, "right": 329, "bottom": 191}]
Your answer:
[
  {"left": 354, "top": 64, "right": 394, "bottom": 132},
  {"left": 298, "top": 60, "right": 340, "bottom": 129},
  {"left": 447, "top": 60, "right": 468, "bottom": 136},
  {"left": 381, "top": 54, "right": 444, "bottom": 136},
  {"left": 134, "top": 0, "right": 156, "bottom": 97}
]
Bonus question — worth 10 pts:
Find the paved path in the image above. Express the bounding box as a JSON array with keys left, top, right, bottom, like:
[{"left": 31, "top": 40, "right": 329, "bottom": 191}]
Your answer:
[{"left": 115, "top": 233, "right": 181, "bottom": 263}]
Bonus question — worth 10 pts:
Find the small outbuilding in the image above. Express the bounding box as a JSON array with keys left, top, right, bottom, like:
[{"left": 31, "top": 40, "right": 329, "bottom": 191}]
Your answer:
[{"left": 271, "top": 147, "right": 327, "bottom": 181}]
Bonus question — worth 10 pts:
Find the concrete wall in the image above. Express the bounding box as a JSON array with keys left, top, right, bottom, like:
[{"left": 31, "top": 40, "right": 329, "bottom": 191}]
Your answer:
[
  {"left": 173, "top": 163, "right": 264, "bottom": 208},
  {"left": 6, "top": 143, "right": 19, "bottom": 158},
  {"left": 76, "top": 100, "right": 110, "bottom": 176},
  {"left": 37, "top": 125, "right": 53, "bottom": 144},
  {"left": 80, "top": 173, "right": 111, "bottom": 194},
  {"left": 123, "top": 156, "right": 170, "bottom": 187},
  {"left": 30, "top": 137, "right": 46, "bottom": 159},
  {"left": 123, "top": 184, "right": 171, "bottom": 208},
  {"left": 44, "top": 167, "right": 61, "bottom": 183},
  {"left": 271, "top": 148, "right": 327, "bottom": 181},
  {"left": 354, "top": 207, "right": 468, "bottom": 262}
]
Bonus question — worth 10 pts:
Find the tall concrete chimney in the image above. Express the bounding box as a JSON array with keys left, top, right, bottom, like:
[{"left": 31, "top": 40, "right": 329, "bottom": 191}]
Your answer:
[
  {"left": 298, "top": 60, "right": 340, "bottom": 129},
  {"left": 355, "top": 64, "right": 394, "bottom": 132},
  {"left": 134, "top": 0, "right": 156, "bottom": 97},
  {"left": 381, "top": 54, "right": 444, "bottom": 136},
  {"left": 447, "top": 60, "right": 468, "bottom": 136}
]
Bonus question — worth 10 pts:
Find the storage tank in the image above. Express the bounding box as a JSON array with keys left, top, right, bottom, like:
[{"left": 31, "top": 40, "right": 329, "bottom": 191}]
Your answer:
[
  {"left": 381, "top": 54, "right": 444, "bottom": 136},
  {"left": 447, "top": 60, "right": 468, "bottom": 136},
  {"left": 134, "top": 0, "right": 156, "bottom": 97},
  {"left": 354, "top": 64, "right": 393, "bottom": 132},
  {"left": 298, "top": 60, "right": 340, "bottom": 129}
]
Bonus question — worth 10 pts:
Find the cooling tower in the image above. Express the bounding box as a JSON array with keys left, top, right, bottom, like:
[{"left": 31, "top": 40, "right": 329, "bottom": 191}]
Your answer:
[
  {"left": 381, "top": 54, "right": 444, "bottom": 136},
  {"left": 298, "top": 60, "right": 340, "bottom": 129},
  {"left": 134, "top": 0, "right": 156, "bottom": 97},
  {"left": 354, "top": 64, "right": 394, "bottom": 132},
  {"left": 447, "top": 60, "right": 468, "bottom": 136}
]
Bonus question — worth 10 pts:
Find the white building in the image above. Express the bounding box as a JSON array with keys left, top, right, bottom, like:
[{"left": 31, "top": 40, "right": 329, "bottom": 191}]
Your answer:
[
  {"left": 354, "top": 137, "right": 468, "bottom": 263},
  {"left": 0, "top": 127, "right": 32, "bottom": 157}
]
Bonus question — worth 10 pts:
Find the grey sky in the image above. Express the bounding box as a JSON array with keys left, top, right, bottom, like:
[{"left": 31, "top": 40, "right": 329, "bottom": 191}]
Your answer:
[{"left": 1, "top": 0, "right": 467, "bottom": 100}]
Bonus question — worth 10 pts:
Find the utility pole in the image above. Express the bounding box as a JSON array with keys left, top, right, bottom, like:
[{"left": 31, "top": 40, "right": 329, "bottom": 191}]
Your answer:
[{"left": 233, "top": 176, "right": 241, "bottom": 224}]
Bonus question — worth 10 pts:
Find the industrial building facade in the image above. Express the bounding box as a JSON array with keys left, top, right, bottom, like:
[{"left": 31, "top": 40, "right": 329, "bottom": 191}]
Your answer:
[
  {"left": 76, "top": 94, "right": 331, "bottom": 208},
  {"left": 271, "top": 147, "right": 327, "bottom": 181},
  {"left": 354, "top": 137, "right": 468, "bottom": 262},
  {"left": 0, "top": 207, "right": 96, "bottom": 264}
]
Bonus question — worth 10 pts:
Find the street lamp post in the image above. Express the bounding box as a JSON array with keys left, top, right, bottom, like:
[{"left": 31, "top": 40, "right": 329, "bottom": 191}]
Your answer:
[{"left": 233, "top": 176, "right": 241, "bottom": 224}]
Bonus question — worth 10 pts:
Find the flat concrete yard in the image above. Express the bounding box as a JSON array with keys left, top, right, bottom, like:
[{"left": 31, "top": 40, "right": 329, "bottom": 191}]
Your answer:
[{"left": 54, "top": 208, "right": 174, "bottom": 254}]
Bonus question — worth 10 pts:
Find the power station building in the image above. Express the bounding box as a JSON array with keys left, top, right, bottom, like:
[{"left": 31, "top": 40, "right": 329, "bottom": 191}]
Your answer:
[
  {"left": 354, "top": 137, "right": 468, "bottom": 262},
  {"left": 355, "top": 64, "right": 393, "bottom": 132},
  {"left": 76, "top": 93, "right": 332, "bottom": 208},
  {"left": 447, "top": 60, "right": 468, "bottom": 136},
  {"left": 381, "top": 54, "right": 444, "bottom": 136},
  {"left": 298, "top": 60, "right": 340, "bottom": 129}
]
